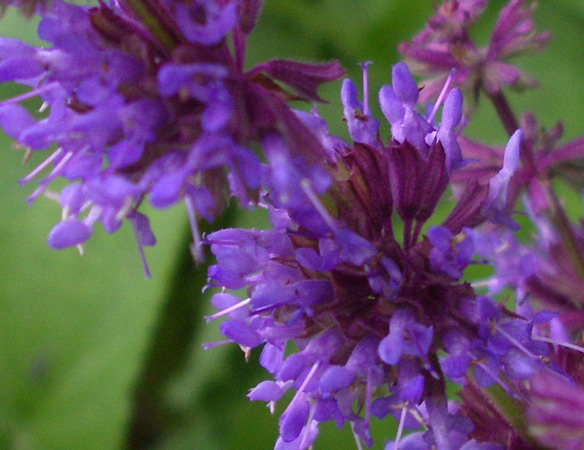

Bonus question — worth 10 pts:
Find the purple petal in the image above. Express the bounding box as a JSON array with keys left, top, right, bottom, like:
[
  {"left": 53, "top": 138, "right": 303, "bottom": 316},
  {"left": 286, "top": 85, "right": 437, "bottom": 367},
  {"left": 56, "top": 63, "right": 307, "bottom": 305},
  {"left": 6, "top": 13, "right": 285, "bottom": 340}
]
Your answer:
[
  {"left": 157, "top": 63, "right": 228, "bottom": 98},
  {"left": 378, "top": 332, "right": 403, "bottom": 365},
  {"left": 319, "top": 366, "right": 355, "bottom": 393},
  {"left": 400, "top": 374, "right": 424, "bottom": 401},
  {"left": 379, "top": 85, "right": 404, "bottom": 127},
  {"left": 202, "top": 89, "right": 231, "bottom": 132},
  {"left": 0, "top": 104, "right": 36, "bottom": 140},
  {"left": 279, "top": 399, "right": 309, "bottom": 442},
  {"left": 220, "top": 320, "right": 262, "bottom": 347},
  {"left": 108, "top": 139, "right": 144, "bottom": 170},
  {"left": 248, "top": 380, "right": 285, "bottom": 402},
  {"left": 278, "top": 353, "right": 307, "bottom": 381},
  {"left": 0, "top": 57, "right": 44, "bottom": 82},
  {"left": 175, "top": 2, "right": 237, "bottom": 45},
  {"left": 486, "top": 129, "right": 522, "bottom": 210},
  {"left": 391, "top": 62, "right": 418, "bottom": 105},
  {"left": 0, "top": 37, "right": 37, "bottom": 58},
  {"left": 47, "top": 219, "right": 92, "bottom": 249},
  {"left": 260, "top": 343, "right": 284, "bottom": 374},
  {"left": 460, "top": 441, "right": 504, "bottom": 450},
  {"left": 59, "top": 184, "right": 85, "bottom": 214},
  {"left": 441, "top": 354, "right": 472, "bottom": 378},
  {"left": 150, "top": 172, "right": 187, "bottom": 209},
  {"left": 441, "top": 88, "right": 463, "bottom": 130},
  {"left": 128, "top": 212, "right": 156, "bottom": 246}
]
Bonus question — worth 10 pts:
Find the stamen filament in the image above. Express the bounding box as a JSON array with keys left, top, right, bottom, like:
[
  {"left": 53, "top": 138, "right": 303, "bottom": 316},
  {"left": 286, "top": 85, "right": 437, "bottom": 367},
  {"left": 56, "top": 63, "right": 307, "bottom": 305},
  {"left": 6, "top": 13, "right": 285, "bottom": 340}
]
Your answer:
[
  {"left": 360, "top": 61, "right": 372, "bottom": 116},
  {"left": 350, "top": 422, "right": 364, "bottom": 450},
  {"left": 202, "top": 339, "right": 232, "bottom": 350},
  {"left": 300, "top": 178, "right": 337, "bottom": 231},
  {"left": 19, "top": 147, "right": 63, "bottom": 185},
  {"left": 495, "top": 323, "right": 539, "bottom": 360},
  {"left": 204, "top": 298, "right": 251, "bottom": 322},
  {"left": 393, "top": 402, "right": 408, "bottom": 450},
  {"left": 0, "top": 82, "right": 58, "bottom": 107},
  {"left": 427, "top": 68, "right": 456, "bottom": 123},
  {"left": 27, "top": 150, "right": 74, "bottom": 202},
  {"left": 185, "top": 195, "right": 204, "bottom": 262},
  {"left": 533, "top": 336, "right": 584, "bottom": 355}
]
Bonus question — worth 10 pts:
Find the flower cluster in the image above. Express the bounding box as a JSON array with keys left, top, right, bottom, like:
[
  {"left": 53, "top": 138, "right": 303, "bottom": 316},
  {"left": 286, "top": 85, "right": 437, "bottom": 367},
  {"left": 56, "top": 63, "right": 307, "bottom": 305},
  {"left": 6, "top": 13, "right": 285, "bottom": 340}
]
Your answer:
[
  {"left": 399, "top": 0, "right": 549, "bottom": 103},
  {"left": 3, "top": 1, "right": 584, "bottom": 449},
  {"left": 0, "top": 0, "right": 342, "bottom": 271},
  {"left": 204, "top": 63, "right": 553, "bottom": 448}
]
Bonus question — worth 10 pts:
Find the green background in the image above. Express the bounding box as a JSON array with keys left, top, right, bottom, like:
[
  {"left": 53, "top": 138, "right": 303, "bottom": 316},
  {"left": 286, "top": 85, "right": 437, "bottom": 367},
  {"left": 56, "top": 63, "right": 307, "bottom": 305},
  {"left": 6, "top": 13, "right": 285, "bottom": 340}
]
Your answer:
[{"left": 1, "top": 1, "right": 583, "bottom": 448}]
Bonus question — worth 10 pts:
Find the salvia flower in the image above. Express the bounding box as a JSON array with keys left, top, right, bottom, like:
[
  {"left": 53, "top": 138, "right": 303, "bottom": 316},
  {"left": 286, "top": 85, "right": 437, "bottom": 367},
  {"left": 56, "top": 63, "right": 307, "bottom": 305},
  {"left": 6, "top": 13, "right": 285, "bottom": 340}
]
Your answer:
[
  {"left": 0, "top": 0, "right": 343, "bottom": 272},
  {"left": 475, "top": 205, "right": 584, "bottom": 333},
  {"left": 204, "top": 62, "right": 548, "bottom": 448},
  {"left": 453, "top": 112, "right": 584, "bottom": 217},
  {"left": 399, "top": 0, "right": 550, "bottom": 102}
]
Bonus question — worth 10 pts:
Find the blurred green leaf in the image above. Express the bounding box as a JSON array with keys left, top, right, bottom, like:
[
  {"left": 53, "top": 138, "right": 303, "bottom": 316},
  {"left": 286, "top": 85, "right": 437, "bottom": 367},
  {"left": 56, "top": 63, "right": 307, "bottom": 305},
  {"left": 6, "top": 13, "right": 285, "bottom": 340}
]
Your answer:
[{"left": 0, "top": 11, "right": 188, "bottom": 450}]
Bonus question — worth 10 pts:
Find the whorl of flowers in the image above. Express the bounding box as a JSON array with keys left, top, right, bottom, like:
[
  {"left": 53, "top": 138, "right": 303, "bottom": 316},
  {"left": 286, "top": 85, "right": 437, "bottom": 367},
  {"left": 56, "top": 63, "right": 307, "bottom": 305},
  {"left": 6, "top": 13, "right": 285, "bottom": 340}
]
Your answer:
[
  {"left": 0, "top": 0, "right": 343, "bottom": 272},
  {"left": 399, "top": 0, "right": 550, "bottom": 103},
  {"left": 204, "top": 63, "right": 552, "bottom": 449}
]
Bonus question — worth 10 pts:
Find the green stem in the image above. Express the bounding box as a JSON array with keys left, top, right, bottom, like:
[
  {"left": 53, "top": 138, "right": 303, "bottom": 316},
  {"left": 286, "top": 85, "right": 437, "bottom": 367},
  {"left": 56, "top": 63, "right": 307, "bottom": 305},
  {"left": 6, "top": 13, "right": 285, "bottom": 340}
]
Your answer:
[{"left": 125, "top": 204, "right": 237, "bottom": 448}]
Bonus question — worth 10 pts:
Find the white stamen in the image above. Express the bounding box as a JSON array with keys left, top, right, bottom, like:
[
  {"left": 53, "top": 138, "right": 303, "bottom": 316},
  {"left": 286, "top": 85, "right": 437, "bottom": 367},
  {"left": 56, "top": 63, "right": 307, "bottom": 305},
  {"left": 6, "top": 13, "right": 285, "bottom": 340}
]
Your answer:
[
  {"left": 204, "top": 298, "right": 251, "bottom": 322},
  {"left": 473, "top": 357, "right": 517, "bottom": 399},
  {"left": 185, "top": 195, "right": 204, "bottom": 262},
  {"left": 0, "top": 82, "right": 58, "bottom": 107},
  {"left": 495, "top": 323, "right": 539, "bottom": 360},
  {"left": 84, "top": 205, "right": 102, "bottom": 227},
  {"left": 202, "top": 339, "right": 232, "bottom": 350},
  {"left": 394, "top": 402, "right": 408, "bottom": 450},
  {"left": 19, "top": 147, "right": 63, "bottom": 185},
  {"left": 42, "top": 189, "right": 60, "bottom": 203},
  {"left": 533, "top": 336, "right": 584, "bottom": 355},
  {"left": 360, "top": 61, "right": 372, "bottom": 116},
  {"left": 427, "top": 68, "right": 456, "bottom": 123},
  {"left": 297, "top": 403, "right": 317, "bottom": 450},
  {"left": 350, "top": 422, "right": 364, "bottom": 450},
  {"left": 470, "top": 280, "right": 492, "bottom": 289},
  {"left": 290, "top": 362, "right": 320, "bottom": 406},
  {"left": 116, "top": 197, "right": 135, "bottom": 222},
  {"left": 27, "top": 150, "right": 74, "bottom": 201},
  {"left": 300, "top": 178, "right": 337, "bottom": 231}
]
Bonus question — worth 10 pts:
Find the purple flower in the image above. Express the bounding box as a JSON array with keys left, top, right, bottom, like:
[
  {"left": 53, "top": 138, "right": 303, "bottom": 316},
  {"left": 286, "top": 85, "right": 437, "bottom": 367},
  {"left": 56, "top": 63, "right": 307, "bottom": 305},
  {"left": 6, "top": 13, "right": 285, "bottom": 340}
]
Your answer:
[
  {"left": 0, "top": 0, "right": 343, "bottom": 273},
  {"left": 399, "top": 0, "right": 550, "bottom": 102},
  {"left": 204, "top": 62, "right": 545, "bottom": 448},
  {"left": 427, "top": 226, "right": 474, "bottom": 279},
  {"left": 341, "top": 62, "right": 380, "bottom": 146}
]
